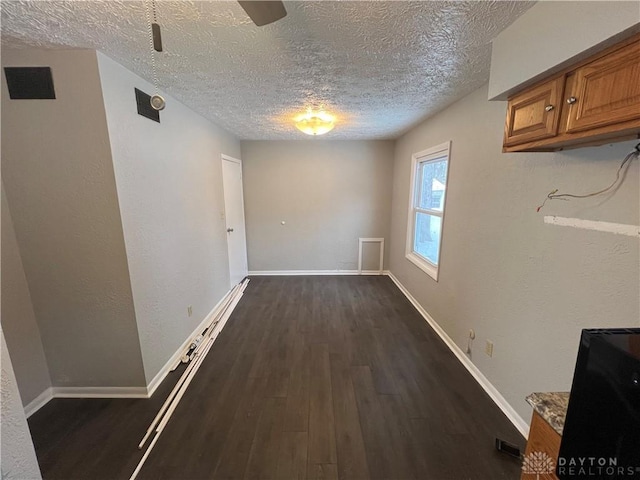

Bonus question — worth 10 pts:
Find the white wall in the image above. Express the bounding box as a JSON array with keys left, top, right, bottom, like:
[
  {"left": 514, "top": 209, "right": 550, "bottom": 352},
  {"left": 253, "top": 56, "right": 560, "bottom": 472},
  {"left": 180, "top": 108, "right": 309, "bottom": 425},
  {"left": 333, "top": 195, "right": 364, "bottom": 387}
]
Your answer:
[
  {"left": 1, "top": 49, "right": 146, "bottom": 388},
  {"left": 389, "top": 83, "right": 640, "bottom": 424},
  {"left": 0, "top": 330, "right": 42, "bottom": 479},
  {"left": 97, "top": 53, "right": 241, "bottom": 384},
  {"left": 1, "top": 187, "right": 51, "bottom": 407},
  {"left": 241, "top": 140, "right": 394, "bottom": 272},
  {"left": 489, "top": 1, "right": 640, "bottom": 99}
]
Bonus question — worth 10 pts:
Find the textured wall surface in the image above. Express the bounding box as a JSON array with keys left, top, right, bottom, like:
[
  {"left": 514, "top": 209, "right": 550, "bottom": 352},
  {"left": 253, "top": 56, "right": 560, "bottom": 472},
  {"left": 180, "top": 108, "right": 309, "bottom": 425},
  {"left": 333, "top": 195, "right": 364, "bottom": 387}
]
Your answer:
[
  {"left": 1, "top": 1, "right": 532, "bottom": 139},
  {"left": 242, "top": 140, "right": 394, "bottom": 271},
  {"left": 1, "top": 48, "right": 146, "bottom": 387},
  {"left": 1, "top": 187, "right": 51, "bottom": 407},
  {"left": 0, "top": 331, "right": 42, "bottom": 479},
  {"left": 389, "top": 83, "right": 640, "bottom": 423},
  {"left": 489, "top": 1, "right": 640, "bottom": 99},
  {"left": 97, "top": 52, "right": 241, "bottom": 384}
]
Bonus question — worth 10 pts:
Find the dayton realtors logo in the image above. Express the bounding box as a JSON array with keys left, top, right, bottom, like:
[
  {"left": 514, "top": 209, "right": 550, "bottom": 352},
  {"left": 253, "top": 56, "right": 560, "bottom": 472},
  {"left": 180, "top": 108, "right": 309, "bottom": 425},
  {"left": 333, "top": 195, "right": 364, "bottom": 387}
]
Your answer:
[
  {"left": 522, "top": 452, "right": 640, "bottom": 478},
  {"left": 522, "top": 451, "right": 555, "bottom": 479},
  {"left": 556, "top": 456, "right": 640, "bottom": 477}
]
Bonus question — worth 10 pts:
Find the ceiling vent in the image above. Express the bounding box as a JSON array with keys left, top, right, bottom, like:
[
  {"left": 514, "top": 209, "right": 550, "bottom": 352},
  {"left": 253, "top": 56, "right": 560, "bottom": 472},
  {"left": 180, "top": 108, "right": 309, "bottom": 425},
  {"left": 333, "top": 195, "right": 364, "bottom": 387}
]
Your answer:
[
  {"left": 135, "top": 88, "right": 160, "bottom": 123},
  {"left": 4, "top": 67, "right": 56, "bottom": 99}
]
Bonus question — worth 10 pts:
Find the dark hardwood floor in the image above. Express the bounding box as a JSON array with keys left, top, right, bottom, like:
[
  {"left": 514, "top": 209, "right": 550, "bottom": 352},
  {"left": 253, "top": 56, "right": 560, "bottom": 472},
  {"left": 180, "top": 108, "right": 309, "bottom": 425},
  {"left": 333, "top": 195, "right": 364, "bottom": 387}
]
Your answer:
[{"left": 28, "top": 276, "right": 524, "bottom": 480}]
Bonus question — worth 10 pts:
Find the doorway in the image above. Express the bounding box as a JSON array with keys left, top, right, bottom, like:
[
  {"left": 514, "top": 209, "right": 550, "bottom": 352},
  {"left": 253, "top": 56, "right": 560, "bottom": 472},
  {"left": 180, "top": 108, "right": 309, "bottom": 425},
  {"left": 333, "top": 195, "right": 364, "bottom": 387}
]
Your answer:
[{"left": 221, "top": 154, "right": 249, "bottom": 288}]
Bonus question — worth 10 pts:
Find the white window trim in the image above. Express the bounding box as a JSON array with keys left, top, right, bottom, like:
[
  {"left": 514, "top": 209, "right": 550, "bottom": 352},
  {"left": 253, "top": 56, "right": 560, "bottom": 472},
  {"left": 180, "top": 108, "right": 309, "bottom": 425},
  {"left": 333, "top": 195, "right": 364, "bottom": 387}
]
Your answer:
[{"left": 405, "top": 141, "right": 451, "bottom": 281}]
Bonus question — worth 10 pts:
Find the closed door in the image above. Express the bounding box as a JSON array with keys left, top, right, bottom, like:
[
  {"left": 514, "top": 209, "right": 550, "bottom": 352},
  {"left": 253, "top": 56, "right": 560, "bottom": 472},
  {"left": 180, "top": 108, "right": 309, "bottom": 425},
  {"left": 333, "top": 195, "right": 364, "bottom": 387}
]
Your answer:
[{"left": 221, "top": 155, "right": 248, "bottom": 288}]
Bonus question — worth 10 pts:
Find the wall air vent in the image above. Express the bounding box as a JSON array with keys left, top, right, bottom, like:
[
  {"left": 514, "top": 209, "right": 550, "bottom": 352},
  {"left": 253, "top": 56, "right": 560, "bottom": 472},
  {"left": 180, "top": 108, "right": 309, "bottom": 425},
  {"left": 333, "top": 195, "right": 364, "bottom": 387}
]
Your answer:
[
  {"left": 4, "top": 67, "right": 56, "bottom": 99},
  {"left": 135, "top": 88, "right": 160, "bottom": 123}
]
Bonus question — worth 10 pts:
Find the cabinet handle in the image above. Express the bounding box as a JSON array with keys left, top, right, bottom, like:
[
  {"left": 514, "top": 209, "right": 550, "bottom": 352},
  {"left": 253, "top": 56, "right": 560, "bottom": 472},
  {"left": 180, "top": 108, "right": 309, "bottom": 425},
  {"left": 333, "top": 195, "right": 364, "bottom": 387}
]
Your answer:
[
  {"left": 566, "top": 97, "right": 577, "bottom": 105},
  {"left": 544, "top": 105, "right": 554, "bottom": 112}
]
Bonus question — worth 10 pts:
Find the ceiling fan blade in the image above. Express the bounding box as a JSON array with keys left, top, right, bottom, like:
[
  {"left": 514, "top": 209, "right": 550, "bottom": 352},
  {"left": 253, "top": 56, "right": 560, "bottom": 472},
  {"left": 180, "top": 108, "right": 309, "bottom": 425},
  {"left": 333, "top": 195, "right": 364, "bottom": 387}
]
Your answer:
[{"left": 238, "top": 1, "right": 287, "bottom": 26}]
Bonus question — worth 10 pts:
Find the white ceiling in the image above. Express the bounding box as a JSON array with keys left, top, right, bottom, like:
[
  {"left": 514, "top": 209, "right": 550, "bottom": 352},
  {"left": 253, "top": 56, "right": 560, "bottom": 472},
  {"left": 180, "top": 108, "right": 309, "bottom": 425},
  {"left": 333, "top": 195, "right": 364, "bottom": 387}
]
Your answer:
[{"left": 1, "top": 1, "right": 533, "bottom": 140}]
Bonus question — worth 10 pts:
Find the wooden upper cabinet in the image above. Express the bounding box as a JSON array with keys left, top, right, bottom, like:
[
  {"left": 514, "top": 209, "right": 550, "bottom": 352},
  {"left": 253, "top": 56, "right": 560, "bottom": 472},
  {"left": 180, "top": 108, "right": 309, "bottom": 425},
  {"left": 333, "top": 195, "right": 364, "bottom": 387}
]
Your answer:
[
  {"left": 504, "top": 76, "right": 564, "bottom": 147},
  {"left": 565, "top": 38, "right": 640, "bottom": 133},
  {"left": 503, "top": 33, "right": 640, "bottom": 152}
]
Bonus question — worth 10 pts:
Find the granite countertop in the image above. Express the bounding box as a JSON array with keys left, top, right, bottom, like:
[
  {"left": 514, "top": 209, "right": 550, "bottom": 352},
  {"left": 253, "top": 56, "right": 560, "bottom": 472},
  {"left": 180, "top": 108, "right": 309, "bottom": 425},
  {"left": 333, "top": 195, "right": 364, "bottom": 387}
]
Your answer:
[{"left": 526, "top": 392, "right": 570, "bottom": 436}]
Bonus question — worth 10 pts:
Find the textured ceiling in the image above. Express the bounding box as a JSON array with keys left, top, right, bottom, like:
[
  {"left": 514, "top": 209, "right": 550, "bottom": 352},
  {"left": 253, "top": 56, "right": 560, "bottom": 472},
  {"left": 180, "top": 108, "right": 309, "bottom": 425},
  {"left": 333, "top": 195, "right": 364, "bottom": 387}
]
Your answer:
[{"left": 1, "top": 1, "right": 533, "bottom": 140}]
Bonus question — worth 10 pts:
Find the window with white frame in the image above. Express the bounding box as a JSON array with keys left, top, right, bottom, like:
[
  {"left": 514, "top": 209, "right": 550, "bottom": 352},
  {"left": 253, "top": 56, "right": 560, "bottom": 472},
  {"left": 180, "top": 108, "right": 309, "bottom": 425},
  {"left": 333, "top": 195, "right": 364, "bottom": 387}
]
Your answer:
[{"left": 405, "top": 141, "right": 450, "bottom": 281}]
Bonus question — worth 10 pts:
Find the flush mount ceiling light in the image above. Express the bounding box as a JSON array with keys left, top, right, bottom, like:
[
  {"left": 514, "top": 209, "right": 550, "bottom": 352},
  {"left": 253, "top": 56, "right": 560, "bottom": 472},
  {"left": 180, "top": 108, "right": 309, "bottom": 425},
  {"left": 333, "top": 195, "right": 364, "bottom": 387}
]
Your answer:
[{"left": 294, "top": 111, "right": 335, "bottom": 136}]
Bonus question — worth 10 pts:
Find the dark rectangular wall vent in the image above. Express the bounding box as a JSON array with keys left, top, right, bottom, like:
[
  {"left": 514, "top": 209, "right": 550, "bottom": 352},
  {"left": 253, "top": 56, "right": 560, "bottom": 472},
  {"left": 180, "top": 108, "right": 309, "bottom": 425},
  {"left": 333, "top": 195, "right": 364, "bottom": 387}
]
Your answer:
[
  {"left": 4, "top": 67, "right": 56, "bottom": 99},
  {"left": 135, "top": 88, "right": 160, "bottom": 123}
]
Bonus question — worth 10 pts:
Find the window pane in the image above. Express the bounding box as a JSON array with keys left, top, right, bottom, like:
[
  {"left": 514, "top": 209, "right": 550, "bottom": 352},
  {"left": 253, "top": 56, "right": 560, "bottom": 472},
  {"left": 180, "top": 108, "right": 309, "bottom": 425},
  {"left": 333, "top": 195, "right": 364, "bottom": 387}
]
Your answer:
[
  {"left": 414, "top": 212, "right": 442, "bottom": 265},
  {"left": 418, "top": 158, "right": 447, "bottom": 211}
]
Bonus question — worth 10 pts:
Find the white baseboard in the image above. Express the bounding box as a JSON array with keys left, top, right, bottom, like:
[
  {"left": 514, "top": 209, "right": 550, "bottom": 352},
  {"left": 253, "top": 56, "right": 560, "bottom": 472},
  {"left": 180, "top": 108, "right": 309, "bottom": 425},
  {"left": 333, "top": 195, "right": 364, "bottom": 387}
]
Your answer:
[
  {"left": 249, "top": 269, "right": 390, "bottom": 276},
  {"left": 24, "top": 384, "right": 147, "bottom": 417},
  {"left": 24, "top": 386, "right": 148, "bottom": 417},
  {"left": 386, "top": 271, "right": 530, "bottom": 439},
  {"left": 52, "top": 386, "right": 149, "bottom": 398},
  {"left": 145, "top": 290, "right": 232, "bottom": 397},
  {"left": 24, "top": 387, "right": 54, "bottom": 418}
]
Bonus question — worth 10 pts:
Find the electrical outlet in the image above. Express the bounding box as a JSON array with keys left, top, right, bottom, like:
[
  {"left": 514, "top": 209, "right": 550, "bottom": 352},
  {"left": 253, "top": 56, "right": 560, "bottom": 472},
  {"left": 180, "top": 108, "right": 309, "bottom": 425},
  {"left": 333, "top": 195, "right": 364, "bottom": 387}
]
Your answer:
[
  {"left": 485, "top": 340, "right": 494, "bottom": 357},
  {"left": 187, "top": 305, "right": 193, "bottom": 317}
]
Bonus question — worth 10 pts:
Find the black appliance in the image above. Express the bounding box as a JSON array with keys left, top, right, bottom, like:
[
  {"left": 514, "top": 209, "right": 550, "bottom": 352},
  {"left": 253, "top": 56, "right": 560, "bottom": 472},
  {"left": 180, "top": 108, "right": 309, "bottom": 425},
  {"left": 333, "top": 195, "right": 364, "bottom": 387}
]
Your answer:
[{"left": 557, "top": 328, "right": 640, "bottom": 479}]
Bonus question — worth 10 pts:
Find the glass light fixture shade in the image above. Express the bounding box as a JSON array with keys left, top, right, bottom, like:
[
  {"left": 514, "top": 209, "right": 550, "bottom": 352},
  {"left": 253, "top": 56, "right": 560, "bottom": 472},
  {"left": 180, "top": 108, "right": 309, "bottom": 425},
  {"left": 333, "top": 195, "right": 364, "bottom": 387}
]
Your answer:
[{"left": 295, "top": 111, "right": 335, "bottom": 136}]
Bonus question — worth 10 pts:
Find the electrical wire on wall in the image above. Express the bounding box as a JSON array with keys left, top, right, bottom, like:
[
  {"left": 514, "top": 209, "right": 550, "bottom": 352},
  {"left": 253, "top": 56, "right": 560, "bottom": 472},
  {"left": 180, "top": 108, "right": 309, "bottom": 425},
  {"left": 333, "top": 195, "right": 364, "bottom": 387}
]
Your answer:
[{"left": 537, "top": 142, "right": 640, "bottom": 212}]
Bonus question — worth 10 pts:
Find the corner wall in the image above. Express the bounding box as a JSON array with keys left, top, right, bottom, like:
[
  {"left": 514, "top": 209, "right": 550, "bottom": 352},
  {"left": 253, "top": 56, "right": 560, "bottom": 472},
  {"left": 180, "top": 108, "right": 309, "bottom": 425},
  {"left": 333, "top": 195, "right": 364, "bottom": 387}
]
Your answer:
[
  {"left": 1, "top": 49, "right": 146, "bottom": 388},
  {"left": 389, "top": 84, "right": 639, "bottom": 423},
  {"left": 241, "top": 140, "right": 394, "bottom": 272},
  {"left": 97, "top": 52, "right": 241, "bottom": 384},
  {"left": 1, "top": 186, "right": 51, "bottom": 407},
  {"left": 0, "top": 330, "right": 42, "bottom": 479}
]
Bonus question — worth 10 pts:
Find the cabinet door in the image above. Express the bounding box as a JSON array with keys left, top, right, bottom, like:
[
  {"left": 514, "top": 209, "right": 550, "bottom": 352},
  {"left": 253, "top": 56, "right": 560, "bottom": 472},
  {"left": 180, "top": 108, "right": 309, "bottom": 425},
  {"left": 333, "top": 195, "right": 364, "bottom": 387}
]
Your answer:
[
  {"left": 521, "top": 411, "right": 561, "bottom": 480},
  {"left": 504, "top": 76, "right": 565, "bottom": 147},
  {"left": 566, "top": 39, "right": 640, "bottom": 133}
]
